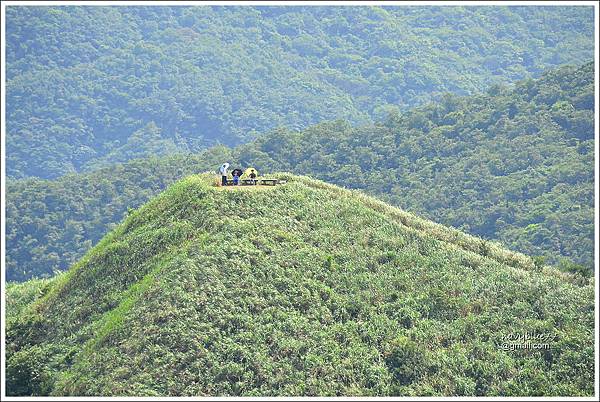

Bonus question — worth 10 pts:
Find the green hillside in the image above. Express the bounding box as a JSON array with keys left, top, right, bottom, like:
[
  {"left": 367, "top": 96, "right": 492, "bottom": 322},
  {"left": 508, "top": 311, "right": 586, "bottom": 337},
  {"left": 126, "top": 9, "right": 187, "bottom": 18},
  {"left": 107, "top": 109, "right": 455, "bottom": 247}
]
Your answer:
[
  {"left": 6, "top": 6, "right": 595, "bottom": 178},
  {"left": 6, "top": 175, "right": 594, "bottom": 396},
  {"left": 6, "top": 62, "right": 594, "bottom": 282}
]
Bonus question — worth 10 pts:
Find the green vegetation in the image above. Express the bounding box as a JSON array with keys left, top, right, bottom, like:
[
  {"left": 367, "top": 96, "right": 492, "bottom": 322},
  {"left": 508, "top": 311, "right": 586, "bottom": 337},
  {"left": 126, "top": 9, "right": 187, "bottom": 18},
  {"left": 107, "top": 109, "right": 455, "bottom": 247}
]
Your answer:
[
  {"left": 243, "top": 62, "right": 595, "bottom": 272},
  {"left": 6, "top": 174, "right": 594, "bottom": 396},
  {"left": 6, "top": 62, "right": 594, "bottom": 282},
  {"left": 6, "top": 276, "right": 61, "bottom": 321},
  {"left": 6, "top": 147, "right": 234, "bottom": 281},
  {"left": 4, "top": 6, "right": 594, "bottom": 396},
  {"left": 6, "top": 6, "right": 594, "bottom": 178}
]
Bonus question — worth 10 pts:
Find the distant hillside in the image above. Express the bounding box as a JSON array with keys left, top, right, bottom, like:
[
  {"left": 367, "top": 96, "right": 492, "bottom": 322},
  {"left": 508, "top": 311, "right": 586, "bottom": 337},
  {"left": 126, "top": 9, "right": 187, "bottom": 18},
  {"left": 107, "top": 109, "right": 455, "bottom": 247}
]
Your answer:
[
  {"left": 6, "top": 5, "right": 595, "bottom": 178},
  {"left": 6, "top": 174, "right": 594, "bottom": 396},
  {"left": 6, "top": 62, "right": 594, "bottom": 282}
]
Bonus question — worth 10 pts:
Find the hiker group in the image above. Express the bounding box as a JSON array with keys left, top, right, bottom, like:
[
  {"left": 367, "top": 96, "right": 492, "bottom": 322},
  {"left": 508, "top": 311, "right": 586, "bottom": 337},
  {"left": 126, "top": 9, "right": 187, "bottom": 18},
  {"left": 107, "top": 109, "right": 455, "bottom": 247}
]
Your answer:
[{"left": 218, "top": 163, "right": 258, "bottom": 186}]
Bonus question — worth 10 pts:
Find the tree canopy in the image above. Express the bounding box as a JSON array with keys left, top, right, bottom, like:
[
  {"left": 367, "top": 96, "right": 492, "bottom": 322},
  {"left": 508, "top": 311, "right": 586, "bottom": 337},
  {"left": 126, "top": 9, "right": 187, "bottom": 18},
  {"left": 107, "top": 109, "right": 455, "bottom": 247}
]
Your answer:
[{"left": 6, "top": 6, "right": 595, "bottom": 178}]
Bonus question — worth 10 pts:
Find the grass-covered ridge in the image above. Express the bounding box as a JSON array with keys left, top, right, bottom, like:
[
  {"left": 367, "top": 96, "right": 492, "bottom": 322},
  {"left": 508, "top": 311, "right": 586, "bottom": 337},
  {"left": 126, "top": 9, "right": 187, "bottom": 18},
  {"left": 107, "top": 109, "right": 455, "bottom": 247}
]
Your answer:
[{"left": 6, "top": 174, "right": 594, "bottom": 396}]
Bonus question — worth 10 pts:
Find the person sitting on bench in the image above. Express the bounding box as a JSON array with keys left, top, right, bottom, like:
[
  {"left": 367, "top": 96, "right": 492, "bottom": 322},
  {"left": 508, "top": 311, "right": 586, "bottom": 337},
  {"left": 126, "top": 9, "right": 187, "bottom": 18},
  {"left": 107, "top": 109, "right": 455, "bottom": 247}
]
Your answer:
[
  {"left": 249, "top": 168, "right": 257, "bottom": 184},
  {"left": 231, "top": 168, "right": 243, "bottom": 185},
  {"left": 243, "top": 167, "right": 258, "bottom": 185}
]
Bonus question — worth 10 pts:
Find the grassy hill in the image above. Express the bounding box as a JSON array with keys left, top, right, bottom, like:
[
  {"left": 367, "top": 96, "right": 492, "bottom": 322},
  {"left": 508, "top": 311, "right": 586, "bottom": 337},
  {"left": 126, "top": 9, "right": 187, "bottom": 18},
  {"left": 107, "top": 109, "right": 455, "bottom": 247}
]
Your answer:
[
  {"left": 6, "top": 174, "right": 594, "bottom": 396},
  {"left": 6, "top": 62, "right": 594, "bottom": 282}
]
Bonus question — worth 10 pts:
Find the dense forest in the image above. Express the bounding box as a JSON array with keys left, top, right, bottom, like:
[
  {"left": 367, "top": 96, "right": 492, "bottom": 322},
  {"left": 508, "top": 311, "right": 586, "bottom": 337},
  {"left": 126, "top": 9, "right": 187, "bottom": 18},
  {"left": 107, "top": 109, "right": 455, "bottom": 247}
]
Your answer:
[
  {"left": 6, "top": 62, "right": 594, "bottom": 282},
  {"left": 6, "top": 6, "right": 595, "bottom": 178},
  {"left": 6, "top": 175, "right": 594, "bottom": 396}
]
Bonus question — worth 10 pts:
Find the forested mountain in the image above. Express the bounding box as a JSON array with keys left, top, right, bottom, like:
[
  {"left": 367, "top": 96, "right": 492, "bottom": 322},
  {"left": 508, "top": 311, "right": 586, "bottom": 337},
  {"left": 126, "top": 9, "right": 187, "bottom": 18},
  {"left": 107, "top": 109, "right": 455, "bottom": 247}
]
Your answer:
[
  {"left": 6, "top": 6, "right": 595, "bottom": 178},
  {"left": 6, "top": 175, "right": 594, "bottom": 396},
  {"left": 6, "top": 62, "right": 594, "bottom": 282}
]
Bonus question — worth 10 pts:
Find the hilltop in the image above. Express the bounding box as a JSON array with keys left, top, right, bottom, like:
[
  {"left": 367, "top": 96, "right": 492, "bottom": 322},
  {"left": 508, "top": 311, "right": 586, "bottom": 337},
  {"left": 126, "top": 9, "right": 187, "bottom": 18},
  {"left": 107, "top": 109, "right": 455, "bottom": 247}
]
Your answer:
[
  {"left": 6, "top": 175, "right": 594, "bottom": 396},
  {"left": 6, "top": 62, "right": 594, "bottom": 282}
]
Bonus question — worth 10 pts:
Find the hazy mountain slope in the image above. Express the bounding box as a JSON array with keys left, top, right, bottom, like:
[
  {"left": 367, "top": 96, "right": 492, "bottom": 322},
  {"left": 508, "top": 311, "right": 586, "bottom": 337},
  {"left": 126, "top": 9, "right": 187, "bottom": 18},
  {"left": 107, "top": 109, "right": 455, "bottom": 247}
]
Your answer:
[
  {"left": 6, "top": 174, "right": 594, "bottom": 396},
  {"left": 6, "top": 6, "right": 595, "bottom": 178},
  {"left": 6, "top": 62, "right": 594, "bottom": 282}
]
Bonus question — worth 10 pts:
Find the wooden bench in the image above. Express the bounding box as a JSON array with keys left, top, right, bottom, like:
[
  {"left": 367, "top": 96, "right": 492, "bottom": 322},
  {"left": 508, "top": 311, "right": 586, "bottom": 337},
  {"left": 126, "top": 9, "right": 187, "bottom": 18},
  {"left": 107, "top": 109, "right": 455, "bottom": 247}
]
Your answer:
[
  {"left": 258, "top": 179, "right": 278, "bottom": 186},
  {"left": 225, "top": 179, "right": 262, "bottom": 185},
  {"left": 224, "top": 178, "right": 283, "bottom": 186}
]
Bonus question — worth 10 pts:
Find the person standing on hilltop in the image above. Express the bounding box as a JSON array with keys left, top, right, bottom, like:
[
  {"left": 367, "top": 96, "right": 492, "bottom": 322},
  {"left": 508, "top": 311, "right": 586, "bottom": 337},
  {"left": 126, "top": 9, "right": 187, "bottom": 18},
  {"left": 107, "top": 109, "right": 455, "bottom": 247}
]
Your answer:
[{"left": 219, "top": 163, "right": 230, "bottom": 186}]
